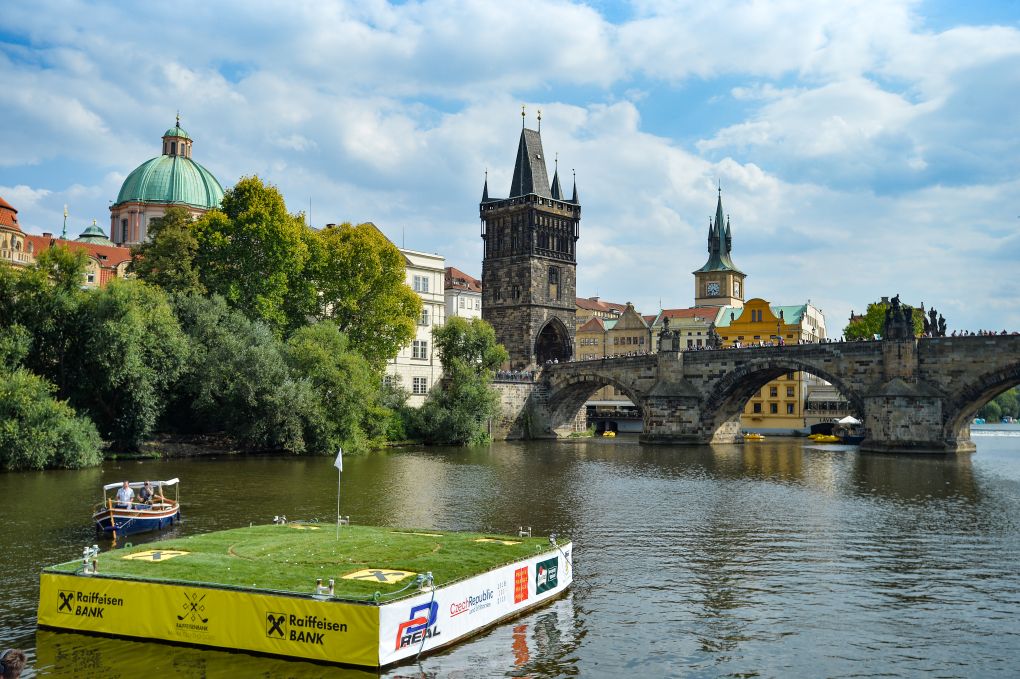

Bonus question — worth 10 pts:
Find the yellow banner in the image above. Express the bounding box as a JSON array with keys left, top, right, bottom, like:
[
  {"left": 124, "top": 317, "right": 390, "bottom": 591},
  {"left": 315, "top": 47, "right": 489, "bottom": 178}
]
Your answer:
[{"left": 38, "top": 572, "right": 380, "bottom": 667}]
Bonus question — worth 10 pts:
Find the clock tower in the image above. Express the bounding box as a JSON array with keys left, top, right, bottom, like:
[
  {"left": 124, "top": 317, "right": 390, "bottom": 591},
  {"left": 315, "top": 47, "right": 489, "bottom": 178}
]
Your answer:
[{"left": 693, "top": 188, "right": 745, "bottom": 308}]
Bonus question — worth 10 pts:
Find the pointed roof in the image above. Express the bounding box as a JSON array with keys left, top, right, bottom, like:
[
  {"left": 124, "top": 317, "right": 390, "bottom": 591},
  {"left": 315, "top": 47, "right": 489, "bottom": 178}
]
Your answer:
[
  {"left": 571, "top": 173, "right": 579, "bottom": 203},
  {"left": 445, "top": 266, "right": 482, "bottom": 293},
  {"left": 510, "top": 128, "right": 552, "bottom": 199},
  {"left": 577, "top": 316, "right": 606, "bottom": 333},
  {"left": 550, "top": 167, "right": 563, "bottom": 200},
  {"left": 481, "top": 175, "right": 490, "bottom": 202},
  {"left": 693, "top": 189, "right": 743, "bottom": 275},
  {"left": 77, "top": 219, "right": 114, "bottom": 245}
]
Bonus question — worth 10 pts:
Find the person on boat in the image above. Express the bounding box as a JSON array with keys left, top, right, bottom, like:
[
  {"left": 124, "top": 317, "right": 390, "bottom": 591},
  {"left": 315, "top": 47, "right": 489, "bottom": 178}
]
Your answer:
[
  {"left": 116, "top": 480, "right": 135, "bottom": 507},
  {"left": 139, "top": 481, "right": 155, "bottom": 504},
  {"left": 0, "top": 648, "right": 27, "bottom": 678}
]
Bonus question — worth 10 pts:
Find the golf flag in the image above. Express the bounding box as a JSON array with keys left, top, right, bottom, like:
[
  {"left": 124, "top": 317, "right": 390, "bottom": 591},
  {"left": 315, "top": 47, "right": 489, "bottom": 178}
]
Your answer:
[{"left": 334, "top": 448, "right": 343, "bottom": 472}]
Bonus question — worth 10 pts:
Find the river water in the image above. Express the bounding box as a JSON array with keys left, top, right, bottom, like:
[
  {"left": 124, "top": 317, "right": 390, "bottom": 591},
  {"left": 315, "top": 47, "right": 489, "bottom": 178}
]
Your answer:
[{"left": 3, "top": 425, "right": 1020, "bottom": 678}]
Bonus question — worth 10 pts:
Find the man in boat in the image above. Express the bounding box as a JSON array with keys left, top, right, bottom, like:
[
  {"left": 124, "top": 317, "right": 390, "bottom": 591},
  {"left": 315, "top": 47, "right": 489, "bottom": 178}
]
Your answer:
[
  {"left": 116, "top": 480, "right": 135, "bottom": 507},
  {"left": 139, "top": 481, "right": 155, "bottom": 505}
]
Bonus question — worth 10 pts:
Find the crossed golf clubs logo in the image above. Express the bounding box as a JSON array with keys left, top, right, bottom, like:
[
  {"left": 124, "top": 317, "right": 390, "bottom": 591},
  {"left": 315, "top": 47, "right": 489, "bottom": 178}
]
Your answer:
[
  {"left": 178, "top": 592, "right": 208, "bottom": 623},
  {"left": 266, "top": 612, "right": 286, "bottom": 638},
  {"left": 58, "top": 590, "right": 75, "bottom": 613}
]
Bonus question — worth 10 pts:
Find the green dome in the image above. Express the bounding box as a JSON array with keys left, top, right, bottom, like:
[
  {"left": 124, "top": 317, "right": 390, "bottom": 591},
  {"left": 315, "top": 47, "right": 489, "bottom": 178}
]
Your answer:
[
  {"left": 77, "top": 219, "right": 113, "bottom": 245},
  {"left": 163, "top": 125, "right": 191, "bottom": 140},
  {"left": 114, "top": 155, "right": 224, "bottom": 210}
]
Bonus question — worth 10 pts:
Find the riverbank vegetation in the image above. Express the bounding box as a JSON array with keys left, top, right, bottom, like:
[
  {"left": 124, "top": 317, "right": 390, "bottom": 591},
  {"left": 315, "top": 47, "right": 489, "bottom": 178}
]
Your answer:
[
  {"left": 0, "top": 176, "right": 504, "bottom": 470},
  {"left": 978, "top": 388, "right": 1020, "bottom": 423}
]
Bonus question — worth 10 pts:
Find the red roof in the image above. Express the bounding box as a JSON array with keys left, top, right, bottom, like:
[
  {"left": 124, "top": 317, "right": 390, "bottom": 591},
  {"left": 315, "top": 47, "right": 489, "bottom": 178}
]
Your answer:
[
  {"left": 0, "top": 195, "right": 22, "bottom": 232},
  {"left": 576, "top": 296, "right": 626, "bottom": 313},
  {"left": 445, "top": 266, "right": 481, "bottom": 292},
  {"left": 577, "top": 317, "right": 606, "bottom": 333},
  {"left": 24, "top": 235, "right": 132, "bottom": 269},
  {"left": 658, "top": 307, "right": 714, "bottom": 321}
]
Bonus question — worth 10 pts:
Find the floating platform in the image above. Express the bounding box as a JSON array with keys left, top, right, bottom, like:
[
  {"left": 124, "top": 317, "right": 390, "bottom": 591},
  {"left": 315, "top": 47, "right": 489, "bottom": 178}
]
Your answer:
[{"left": 37, "top": 523, "right": 572, "bottom": 668}]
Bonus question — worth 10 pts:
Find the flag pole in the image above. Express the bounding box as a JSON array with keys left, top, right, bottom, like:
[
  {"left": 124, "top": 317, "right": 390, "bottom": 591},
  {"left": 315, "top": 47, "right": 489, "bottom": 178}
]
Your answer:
[{"left": 334, "top": 448, "right": 343, "bottom": 540}]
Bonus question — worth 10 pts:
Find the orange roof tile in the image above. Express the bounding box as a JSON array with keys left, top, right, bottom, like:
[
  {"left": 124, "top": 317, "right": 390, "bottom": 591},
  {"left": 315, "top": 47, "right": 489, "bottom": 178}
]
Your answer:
[
  {"left": 0, "top": 195, "right": 22, "bottom": 232},
  {"left": 25, "top": 235, "right": 132, "bottom": 267},
  {"left": 577, "top": 316, "right": 606, "bottom": 333},
  {"left": 576, "top": 296, "right": 626, "bottom": 313},
  {"left": 444, "top": 266, "right": 482, "bottom": 292}
]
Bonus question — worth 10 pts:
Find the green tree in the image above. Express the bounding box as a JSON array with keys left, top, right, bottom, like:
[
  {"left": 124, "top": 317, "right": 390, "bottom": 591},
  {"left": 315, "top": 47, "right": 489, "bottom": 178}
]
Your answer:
[
  {"left": 34, "top": 244, "right": 90, "bottom": 291},
  {"left": 412, "top": 318, "right": 508, "bottom": 446},
  {"left": 980, "top": 400, "right": 1002, "bottom": 423},
  {"left": 0, "top": 368, "right": 102, "bottom": 471},
  {"left": 193, "top": 176, "right": 310, "bottom": 333},
  {"left": 0, "top": 261, "right": 82, "bottom": 392},
  {"left": 305, "top": 223, "right": 421, "bottom": 364},
  {"left": 844, "top": 301, "right": 924, "bottom": 340},
  {"left": 131, "top": 206, "right": 205, "bottom": 295},
  {"left": 285, "top": 321, "right": 389, "bottom": 454},
  {"left": 66, "top": 280, "right": 189, "bottom": 449},
  {"left": 169, "top": 293, "right": 314, "bottom": 452}
]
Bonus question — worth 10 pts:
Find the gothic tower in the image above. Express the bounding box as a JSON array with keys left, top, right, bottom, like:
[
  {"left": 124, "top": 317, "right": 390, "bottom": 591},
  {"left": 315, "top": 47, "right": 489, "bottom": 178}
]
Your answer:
[
  {"left": 481, "top": 114, "right": 580, "bottom": 369},
  {"left": 693, "top": 188, "right": 745, "bottom": 308}
]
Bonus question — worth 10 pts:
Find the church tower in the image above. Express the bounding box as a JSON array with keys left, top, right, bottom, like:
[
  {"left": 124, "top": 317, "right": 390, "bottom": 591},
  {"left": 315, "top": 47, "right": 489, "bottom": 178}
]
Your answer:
[
  {"left": 693, "top": 188, "right": 745, "bottom": 308},
  {"left": 481, "top": 111, "right": 580, "bottom": 369}
]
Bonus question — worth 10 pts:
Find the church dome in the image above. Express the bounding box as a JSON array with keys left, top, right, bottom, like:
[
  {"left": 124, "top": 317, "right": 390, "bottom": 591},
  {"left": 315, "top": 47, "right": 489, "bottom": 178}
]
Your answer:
[
  {"left": 77, "top": 219, "right": 114, "bottom": 245},
  {"left": 112, "top": 119, "right": 223, "bottom": 211},
  {"left": 114, "top": 155, "right": 224, "bottom": 209}
]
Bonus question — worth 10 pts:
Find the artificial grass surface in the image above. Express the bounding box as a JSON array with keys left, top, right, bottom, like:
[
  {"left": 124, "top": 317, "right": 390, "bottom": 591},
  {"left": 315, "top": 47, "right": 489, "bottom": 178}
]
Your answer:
[{"left": 49, "top": 523, "right": 559, "bottom": 602}]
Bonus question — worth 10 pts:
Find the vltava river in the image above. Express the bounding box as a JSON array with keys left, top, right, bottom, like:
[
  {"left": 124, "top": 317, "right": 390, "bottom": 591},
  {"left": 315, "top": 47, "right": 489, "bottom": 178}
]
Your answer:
[{"left": 3, "top": 426, "right": 1020, "bottom": 677}]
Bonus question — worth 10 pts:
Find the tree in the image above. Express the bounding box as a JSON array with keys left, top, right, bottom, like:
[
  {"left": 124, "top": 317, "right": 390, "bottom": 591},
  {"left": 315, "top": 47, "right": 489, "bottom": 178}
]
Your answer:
[
  {"left": 35, "top": 244, "right": 91, "bottom": 291},
  {"left": 284, "top": 321, "right": 390, "bottom": 454},
  {"left": 66, "top": 280, "right": 189, "bottom": 449},
  {"left": 131, "top": 206, "right": 205, "bottom": 295},
  {"left": 193, "top": 176, "right": 310, "bottom": 333},
  {"left": 168, "top": 293, "right": 314, "bottom": 452},
  {"left": 305, "top": 223, "right": 422, "bottom": 364},
  {"left": 844, "top": 301, "right": 924, "bottom": 340},
  {"left": 0, "top": 368, "right": 102, "bottom": 471},
  {"left": 412, "top": 318, "right": 509, "bottom": 446}
]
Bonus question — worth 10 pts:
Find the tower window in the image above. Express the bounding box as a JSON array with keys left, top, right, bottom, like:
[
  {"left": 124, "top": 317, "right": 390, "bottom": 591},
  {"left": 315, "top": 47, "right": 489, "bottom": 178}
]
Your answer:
[
  {"left": 548, "top": 267, "right": 560, "bottom": 300},
  {"left": 170, "top": 141, "right": 176, "bottom": 155}
]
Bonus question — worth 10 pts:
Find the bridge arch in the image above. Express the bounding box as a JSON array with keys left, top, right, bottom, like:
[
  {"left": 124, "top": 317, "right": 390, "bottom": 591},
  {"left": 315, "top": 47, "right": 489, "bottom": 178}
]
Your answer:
[
  {"left": 700, "top": 355, "right": 865, "bottom": 438},
  {"left": 942, "top": 361, "right": 1020, "bottom": 442},
  {"left": 544, "top": 372, "right": 644, "bottom": 434}
]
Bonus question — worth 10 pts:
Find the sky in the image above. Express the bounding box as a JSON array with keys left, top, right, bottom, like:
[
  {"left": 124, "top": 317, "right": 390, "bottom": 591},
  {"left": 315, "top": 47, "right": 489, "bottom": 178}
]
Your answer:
[{"left": 1, "top": 0, "right": 1018, "bottom": 334}]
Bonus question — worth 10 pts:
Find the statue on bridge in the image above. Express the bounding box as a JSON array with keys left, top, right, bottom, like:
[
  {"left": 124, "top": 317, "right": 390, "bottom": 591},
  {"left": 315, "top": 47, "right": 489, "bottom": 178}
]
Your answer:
[
  {"left": 923, "top": 307, "right": 948, "bottom": 338},
  {"left": 883, "top": 293, "right": 916, "bottom": 340},
  {"left": 658, "top": 315, "right": 680, "bottom": 352}
]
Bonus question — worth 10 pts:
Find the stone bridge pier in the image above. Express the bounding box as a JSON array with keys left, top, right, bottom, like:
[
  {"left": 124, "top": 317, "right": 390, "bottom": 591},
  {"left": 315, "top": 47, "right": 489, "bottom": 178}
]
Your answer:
[{"left": 512, "top": 335, "right": 1020, "bottom": 454}]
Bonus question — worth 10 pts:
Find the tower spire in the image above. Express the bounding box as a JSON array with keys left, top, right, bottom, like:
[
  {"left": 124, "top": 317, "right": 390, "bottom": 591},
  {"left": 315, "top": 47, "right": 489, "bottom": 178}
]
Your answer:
[
  {"left": 571, "top": 169, "right": 578, "bottom": 203},
  {"left": 482, "top": 169, "right": 489, "bottom": 202},
  {"left": 550, "top": 153, "right": 562, "bottom": 200},
  {"left": 537, "top": 108, "right": 542, "bottom": 132},
  {"left": 521, "top": 104, "right": 525, "bottom": 128}
]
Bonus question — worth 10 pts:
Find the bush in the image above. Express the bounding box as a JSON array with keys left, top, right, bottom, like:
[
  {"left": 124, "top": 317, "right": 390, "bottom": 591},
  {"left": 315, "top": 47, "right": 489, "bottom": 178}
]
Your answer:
[{"left": 0, "top": 369, "right": 102, "bottom": 470}]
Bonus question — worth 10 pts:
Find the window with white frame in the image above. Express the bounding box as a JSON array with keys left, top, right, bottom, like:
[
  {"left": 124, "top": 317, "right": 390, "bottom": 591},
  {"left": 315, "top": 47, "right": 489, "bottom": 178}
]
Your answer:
[
  {"left": 412, "top": 340, "right": 428, "bottom": 360},
  {"left": 413, "top": 275, "right": 430, "bottom": 293},
  {"left": 412, "top": 377, "right": 428, "bottom": 394},
  {"left": 459, "top": 298, "right": 465, "bottom": 308},
  {"left": 474, "top": 299, "right": 480, "bottom": 310},
  {"left": 420, "top": 309, "right": 429, "bottom": 325}
]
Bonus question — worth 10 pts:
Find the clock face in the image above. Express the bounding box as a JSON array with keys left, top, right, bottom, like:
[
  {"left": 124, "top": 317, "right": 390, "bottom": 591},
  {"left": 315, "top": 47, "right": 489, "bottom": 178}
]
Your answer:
[{"left": 707, "top": 282, "right": 720, "bottom": 296}]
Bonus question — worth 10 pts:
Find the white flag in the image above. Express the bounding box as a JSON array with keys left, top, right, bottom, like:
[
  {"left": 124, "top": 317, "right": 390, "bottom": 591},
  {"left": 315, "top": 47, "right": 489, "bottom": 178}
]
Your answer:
[{"left": 334, "top": 448, "right": 343, "bottom": 471}]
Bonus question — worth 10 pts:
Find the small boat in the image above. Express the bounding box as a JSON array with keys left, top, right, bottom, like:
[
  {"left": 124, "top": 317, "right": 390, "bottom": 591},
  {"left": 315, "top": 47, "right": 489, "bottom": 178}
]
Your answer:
[
  {"left": 743, "top": 433, "right": 765, "bottom": 441},
  {"left": 813, "top": 435, "right": 840, "bottom": 443},
  {"left": 602, "top": 430, "right": 617, "bottom": 438},
  {"left": 93, "top": 478, "right": 181, "bottom": 538}
]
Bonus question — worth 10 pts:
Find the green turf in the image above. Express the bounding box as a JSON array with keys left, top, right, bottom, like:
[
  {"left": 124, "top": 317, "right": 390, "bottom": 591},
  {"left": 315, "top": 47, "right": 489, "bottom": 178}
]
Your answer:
[{"left": 48, "top": 524, "right": 561, "bottom": 602}]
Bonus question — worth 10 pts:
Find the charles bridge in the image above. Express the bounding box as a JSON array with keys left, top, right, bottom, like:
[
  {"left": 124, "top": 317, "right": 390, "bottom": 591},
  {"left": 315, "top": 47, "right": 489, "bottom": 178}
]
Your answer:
[{"left": 493, "top": 334, "right": 1020, "bottom": 454}]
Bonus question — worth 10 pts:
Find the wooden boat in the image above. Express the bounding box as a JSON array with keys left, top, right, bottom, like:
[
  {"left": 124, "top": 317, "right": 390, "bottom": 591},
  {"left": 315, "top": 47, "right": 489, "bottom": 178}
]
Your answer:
[
  {"left": 93, "top": 478, "right": 181, "bottom": 538},
  {"left": 812, "top": 435, "right": 840, "bottom": 443},
  {"left": 743, "top": 433, "right": 765, "bottom": 441}
]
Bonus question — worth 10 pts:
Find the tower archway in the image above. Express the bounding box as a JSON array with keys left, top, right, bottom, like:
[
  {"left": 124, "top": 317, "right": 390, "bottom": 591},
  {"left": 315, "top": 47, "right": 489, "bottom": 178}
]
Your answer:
[{"left": 535, "top": 318, "right": 571, "bottom": 365}]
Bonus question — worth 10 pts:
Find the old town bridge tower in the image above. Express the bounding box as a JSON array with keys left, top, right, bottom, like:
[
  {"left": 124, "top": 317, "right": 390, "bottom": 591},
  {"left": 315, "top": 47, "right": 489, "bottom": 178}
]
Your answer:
[{"left": 481, "top": 113, "right": 580, "bottom": 369}]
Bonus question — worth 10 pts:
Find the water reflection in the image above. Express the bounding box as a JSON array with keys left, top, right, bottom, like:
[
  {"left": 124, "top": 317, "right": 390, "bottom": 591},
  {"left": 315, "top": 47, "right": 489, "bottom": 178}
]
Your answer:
[{"left": 4, "top": 434, "right": 1020, "bottom": 677}]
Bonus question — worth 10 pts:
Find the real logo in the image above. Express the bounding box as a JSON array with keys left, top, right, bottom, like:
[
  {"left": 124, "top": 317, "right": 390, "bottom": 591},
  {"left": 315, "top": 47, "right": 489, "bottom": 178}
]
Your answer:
[
  {"left": 513, "top": 566, "right": 529, "bottom": 604},
  {"left": 395, "top": 601, "right": 440, "bottom": 650},
  {"left": 535, "top": 557, "right": 558, "bottom": 594},
  {"left": 266, "top": 612, "right": 287, "bottom": 639}
]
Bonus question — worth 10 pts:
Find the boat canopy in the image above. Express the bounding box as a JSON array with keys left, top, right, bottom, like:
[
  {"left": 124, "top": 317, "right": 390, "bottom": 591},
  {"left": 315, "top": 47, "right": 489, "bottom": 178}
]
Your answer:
[
  {"left": 102, "top": 478, "right": 180, "bottom": 492},
  {"left": 837, "top": 415, "right": 862, "bottom": 425}
]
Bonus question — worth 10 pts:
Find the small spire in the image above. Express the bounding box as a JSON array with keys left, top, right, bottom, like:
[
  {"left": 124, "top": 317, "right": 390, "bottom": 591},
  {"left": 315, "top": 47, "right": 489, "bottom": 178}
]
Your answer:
[
  {"left": 62, "top": 204, "right": 68, "bottom": 239},
  {"left": 521, "top": 104, "right": 526, "bottom": 128},
  {"left": 482, "top": 168, "right": 490, "bottom": 202},
  {"left": 571, "top": 169, "right": 579, "bottom": 203},
  {"left": 537, "top": 108, "right": 542, "bottom": 132},
  {"left": 176, "top": 110, "right": 181, "bottom": 128}
]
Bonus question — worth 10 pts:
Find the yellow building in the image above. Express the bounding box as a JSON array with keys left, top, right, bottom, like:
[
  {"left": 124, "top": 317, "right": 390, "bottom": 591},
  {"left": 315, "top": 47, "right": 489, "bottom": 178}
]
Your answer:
[
  {"left": 575, "top": 296, "right": 626, "bottom": 329},
  {"left": 714, "top": 298, "right": 827, "bottom": 432}
]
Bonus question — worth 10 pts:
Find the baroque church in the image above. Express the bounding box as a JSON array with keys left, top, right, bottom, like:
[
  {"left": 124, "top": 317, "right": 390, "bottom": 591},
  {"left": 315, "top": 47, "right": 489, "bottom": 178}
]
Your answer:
[
  {"left": 480, "top": 113, "right": 580, "bottom": 369},
  {"left": 110, "top": 118, "right": 224, "bottom": 246}
]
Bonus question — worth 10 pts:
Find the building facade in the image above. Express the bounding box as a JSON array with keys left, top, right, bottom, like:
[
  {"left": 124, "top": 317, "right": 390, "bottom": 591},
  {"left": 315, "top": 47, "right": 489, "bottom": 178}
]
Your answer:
[
  {"left": 714, "top": 298, "right": 828, "bottom": 432},
  {"left": 648, "top": 308, "right": 717, "bottom": 352},
  {"left": 575, "top": 296, "right": 626, "bottom": 329},
  {"left": 0, "top": 196, "right": 33, "bottom": 267},
  {"left": 110, "top": 120, "right": 224, "bottom": 246},
  {"left": 444, "top": 266, "right": 482, "bottom": 320},
  {"left": 386, "top": 248, "right": 446, "bottom": 407},
  {"left": 480, "top": 118, "right": 580, "bottom": 369}
]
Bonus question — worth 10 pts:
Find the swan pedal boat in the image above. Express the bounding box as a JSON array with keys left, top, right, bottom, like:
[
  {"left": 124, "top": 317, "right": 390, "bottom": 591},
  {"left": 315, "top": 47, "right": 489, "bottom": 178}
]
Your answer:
[{"left": 92, "top": 478, "right": 181, "bottom": 538}]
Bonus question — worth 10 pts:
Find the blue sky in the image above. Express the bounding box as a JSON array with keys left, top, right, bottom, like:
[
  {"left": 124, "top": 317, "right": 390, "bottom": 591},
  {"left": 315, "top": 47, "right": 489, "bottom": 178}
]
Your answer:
[{"left": 1, "top": 0, "right": 1018, "bottom": 333}]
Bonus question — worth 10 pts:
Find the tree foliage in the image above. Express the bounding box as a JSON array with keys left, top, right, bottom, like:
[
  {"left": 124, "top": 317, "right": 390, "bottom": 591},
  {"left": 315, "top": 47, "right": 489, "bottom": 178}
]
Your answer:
[
  {"left": 193, "top": 176, "right": 310, "bottom": 333},
  {"left": 979, "top": 387, "right": 1020, "bottom": 422},
  {"left": 844, "top": 301, "right": 924, "bottom": 340},
  {"left": 131, "top": 206, "right": 205, "bottom": 295},
  {"left": 412, "top": 318, "right": 508, "bottom": 446},
  {"left": 66, "top": 280, "right": 189, "bottom": 450},
  {"left": 35, "top": 244, "right": 91, "bottom": 292},
  {"left": 0, "top": 368, "right": 102, "bottom": 471},
  {"left": 285, "top": 321, "right": 390, "bottom": 454},
  {"left": 306, "top": 223, "right": 421, "bottom": 364}
]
